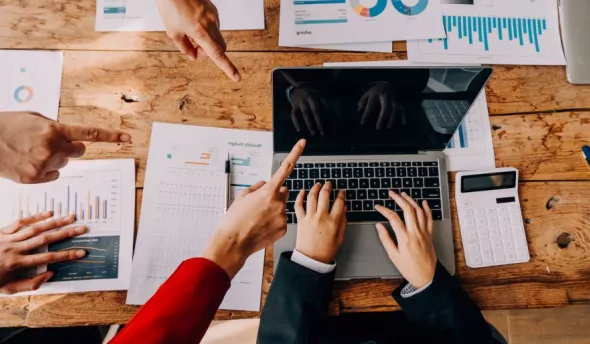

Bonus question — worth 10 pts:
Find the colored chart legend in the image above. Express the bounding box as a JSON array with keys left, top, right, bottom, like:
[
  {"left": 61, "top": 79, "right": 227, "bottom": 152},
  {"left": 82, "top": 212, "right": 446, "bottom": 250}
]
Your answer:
[{"left": 350, "top": 0, "right": 387, "bottom": 18}]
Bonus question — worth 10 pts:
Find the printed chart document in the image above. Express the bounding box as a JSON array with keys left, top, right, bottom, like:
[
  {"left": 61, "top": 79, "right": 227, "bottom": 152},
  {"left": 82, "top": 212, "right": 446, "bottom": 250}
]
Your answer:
[
  {"left": 0, "top": 159, "right": 136, "bottom": 296},
  {"left": 407, "top": 0, "right": 566, "bottom": 65},
  {"left": 127, "top": 123, "right": 272, "bottom": 311},
  {"left": 279, "top": 0, "right": 445, "bottom": 46},
  {"left": 294, "top": 41, "right": 393, "bottom": 53},
  {"left": 95, "top": 0, "right": 265, "bottom": 31},
  {"left": 0, "top": 50, "right": 63, "bottom": 121},
  {"left": 324, "top": 60, "right": 495, "bottom": 171}
]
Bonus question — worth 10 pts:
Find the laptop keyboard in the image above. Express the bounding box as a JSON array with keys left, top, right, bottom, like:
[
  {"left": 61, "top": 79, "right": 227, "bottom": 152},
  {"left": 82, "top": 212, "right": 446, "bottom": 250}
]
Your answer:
[{"left": 284, "top": 161, "right": 443, "bottom": 224}]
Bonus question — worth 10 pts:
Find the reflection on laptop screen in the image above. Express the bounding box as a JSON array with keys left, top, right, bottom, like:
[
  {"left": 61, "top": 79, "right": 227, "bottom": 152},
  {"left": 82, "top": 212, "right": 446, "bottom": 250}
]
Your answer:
[{"left": 272, "top": 67, "right": 492, "bottom": 155}]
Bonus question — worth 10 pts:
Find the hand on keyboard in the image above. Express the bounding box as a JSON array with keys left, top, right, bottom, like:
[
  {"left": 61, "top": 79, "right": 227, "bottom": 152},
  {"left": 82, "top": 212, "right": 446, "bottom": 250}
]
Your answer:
[
  {"left": 375, "top": 191, "right": 437, "bottom": 289},
  {"left": 294, "top": 182, "right": 347, "bottom": 264},
  {"left": 358, "top": 82, "right": 406, "bottom": 130}
]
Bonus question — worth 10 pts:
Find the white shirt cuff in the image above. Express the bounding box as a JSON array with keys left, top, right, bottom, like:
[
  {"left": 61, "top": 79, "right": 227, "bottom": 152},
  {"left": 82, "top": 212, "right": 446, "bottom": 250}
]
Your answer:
[
  {"left": 290, "top": 250, "right": 336, "bottom": 274},
  {"left": 400, "top": 280, "right": 433, "bottom": 298}
]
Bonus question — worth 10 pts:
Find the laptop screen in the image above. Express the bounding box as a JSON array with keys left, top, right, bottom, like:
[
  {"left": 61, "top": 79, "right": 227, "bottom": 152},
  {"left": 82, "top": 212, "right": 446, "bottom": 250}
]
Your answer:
[{"left": 272, "top": 67, "right": 492, "bottom": 155}]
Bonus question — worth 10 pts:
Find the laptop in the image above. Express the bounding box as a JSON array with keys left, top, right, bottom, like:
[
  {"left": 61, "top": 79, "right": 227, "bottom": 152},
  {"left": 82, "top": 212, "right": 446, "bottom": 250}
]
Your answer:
[{"left": 272, "top": 67, "right": 493, "bottom": 279}]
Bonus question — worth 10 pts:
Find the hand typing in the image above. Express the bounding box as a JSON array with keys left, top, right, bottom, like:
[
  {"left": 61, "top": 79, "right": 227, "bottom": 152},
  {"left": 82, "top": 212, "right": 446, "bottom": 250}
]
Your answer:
[
  {"left": 0, "top": 112, "right": 131, "bottom": 184},
  {"left": 0, "top": 212, "right": 88, "bottom": 294},
  {"left": 375, "top": 192, "right": 437, "bottom": 289},
  {"left": 294, "top": 182, "right": 347, "bottom": 264},
  {"left": 202, "top": 140, "right": 306, "bottom": 278},
  {"left": 156, "top": 0, "right": 240, "bottom": 82}
]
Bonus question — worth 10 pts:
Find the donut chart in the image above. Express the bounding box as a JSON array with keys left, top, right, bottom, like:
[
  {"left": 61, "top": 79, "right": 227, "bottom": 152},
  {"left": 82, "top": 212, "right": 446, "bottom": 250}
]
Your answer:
[
  {"left": 391, "top": 0, "right": 429, "bottom": 16},
  {"left": 13, "top": 85, "right": 33, "bottom": 104},
  {"left": 350, "top": 0, "right": 388, "bottom": 18}
]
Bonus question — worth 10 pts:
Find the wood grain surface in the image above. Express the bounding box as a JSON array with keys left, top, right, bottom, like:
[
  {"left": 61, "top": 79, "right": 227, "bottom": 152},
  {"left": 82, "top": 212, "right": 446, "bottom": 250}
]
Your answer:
[{"left": 2, "top": 0, "right": 590, "bottom": 329}]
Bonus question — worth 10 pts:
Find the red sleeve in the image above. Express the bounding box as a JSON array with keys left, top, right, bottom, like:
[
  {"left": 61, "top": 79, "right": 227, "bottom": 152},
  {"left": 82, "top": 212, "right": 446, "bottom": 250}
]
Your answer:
[{"left": 111, "top": 258, "right": 231, "bottom": 344}]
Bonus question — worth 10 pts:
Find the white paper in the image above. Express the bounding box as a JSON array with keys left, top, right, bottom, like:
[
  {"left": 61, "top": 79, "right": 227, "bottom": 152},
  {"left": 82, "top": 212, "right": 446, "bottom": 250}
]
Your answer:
[
  {"left": 407, "top": 0, "right": 566, "bottom": 65},
  {"left": 324, "top": 60, "right": 496, "bottom": 171},
  {"left": 279, "top": 0, "right": 445, "bottom": 46},
  {"left": 95, "top": 0, "right": 265, "bottom": 31},
  {"left": 127, "top": 123, "right": 272, "bottom": 311},
  {"left": 0, "top": 50, "right": 63, "bottom": 121},
  {"left": 0, "top": 159, "right": 136, "bottom": 296},
  {"left": 290, "top": 41, "right": 393, "bottom": 53}
]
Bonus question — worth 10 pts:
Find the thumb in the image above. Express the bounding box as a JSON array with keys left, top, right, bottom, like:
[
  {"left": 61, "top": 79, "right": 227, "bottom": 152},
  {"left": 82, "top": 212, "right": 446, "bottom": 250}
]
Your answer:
[{"left": 0, "top": 271, "right": 53, "bottom": 295}]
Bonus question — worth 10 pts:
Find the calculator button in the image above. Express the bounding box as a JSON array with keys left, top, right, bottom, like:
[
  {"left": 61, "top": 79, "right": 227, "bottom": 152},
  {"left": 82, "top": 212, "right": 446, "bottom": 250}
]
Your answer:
[
  {"left": 505, "top": 250, "right": 517, "bottom": 262},
  {"left": 465, "top": 230, "right": 478, "bottom": 243},
  {"left": 464, "top": 209, "right": 474, "bottom": 216},
  {"left": 490, "top": 227, "right": 501, "bottom": 238},
  {"left": 512, "top": 225, "right": 524, "bottom": 235},
  {"left": 509, "top": 206, "right": 519, "bottom": 213},
  {"left": 497, "top": 207, "right": 507, "bottom": 214},
  {"left": 500, "top": 226, "right": 511, "bottom": 237},
  {"left": 470, "top": 254, "right": 483, "bottom": 267},
  {"left": 498, "top": 214, "right": 510, "bottom": 225},
  {"left": 462, "top": 202, "right": 473, "bottom": 208},
  {"left": 475, "top": 216, "right": 487, "bottom": 227},
  {"left": 467, "top": 243, "right": 479, "bottom": 253},
  {"left": 475, "top": 208, "right": 485, "bottom": 215},
  {"left": 510, "top": 214, "right": 521, "bottom": 224},
  {"left": 477, "top": 228, "right": 490, "bottom": 239},
  {"left": 488, "top": 216, "right": 499, "bottom": 226},
  {"left": 486, "top": 208, "right": 497, "bottom": 215},
  {"left": 491, "top": 238, "right": 503, "bottom": 251},
  {"left": 493, "top": 251, "right": 505, "bottom": 263},
  {"left": 517, "top": 250, "right": 529, "bottom": 261},
  {"left": 464, "top": 218, "right": 476, "bottom": 228},
  {"left": 482, "top": 252, "right": 493, "bottom": 264},
  {"left": 502, "top": 238, "right": 515, "bottom": 250},
  {"left": 514, "top": 235, "right": 528, "bottom": 249},
  {"left": 480, "top": 240, "right": 492, "bottom": 255}
]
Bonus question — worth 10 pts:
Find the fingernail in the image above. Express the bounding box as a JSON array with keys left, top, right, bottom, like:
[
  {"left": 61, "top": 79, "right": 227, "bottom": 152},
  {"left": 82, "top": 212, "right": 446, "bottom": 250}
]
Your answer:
[
  {"left": 120, "top": 134, "right": 131, "bottom": 142},
  {"left": 233, "top": 71, "right": 242, "bottom": 82},
  {"left": 188, "top": 55, "right": 196, "bottom": 61},
  {"left": 44, "top": 211, "right": 53, "bottom": 216},
  {"left": 75, "top": 226, "right": 88, "bottom": 234},
  {"left": 43, "top": 272, "right": 54, "bottom": 283},
  {"left": 75, "top": 250, "right": 86, "bottom": 258}
]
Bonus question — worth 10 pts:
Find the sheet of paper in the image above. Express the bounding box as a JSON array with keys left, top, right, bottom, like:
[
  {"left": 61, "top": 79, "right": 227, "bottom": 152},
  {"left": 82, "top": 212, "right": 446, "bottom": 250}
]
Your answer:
[
  {"left": 279, "top": 0, "right": 445, "bottom": 46},
  {"left": 407, "top": 0, "right": 566, "bottom": 65},
  {"left": 127, "top": 123, "right": 272, "bottom": 311},
  {"left": 95, "top": 0, "right": 265, "bottom": 31},
  {"left": 324, "top": 60, "right": 496, "bottom": 171},
  {"left": 0, "top": 50, "right": 63, "bottom": 121},
  {"left": 0, "top": 159, "right": 136, "bottom": 296},
  {"left": 289, "top": 41, "right": 392, "bottom": 53}
]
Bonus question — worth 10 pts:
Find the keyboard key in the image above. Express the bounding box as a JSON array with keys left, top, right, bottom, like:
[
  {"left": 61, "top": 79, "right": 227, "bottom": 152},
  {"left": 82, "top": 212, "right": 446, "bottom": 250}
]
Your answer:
[
  {"left": 429, "top": 167, "right": 439, "bottom": 177},
  {"left": 358, "top": 190, "right": 367, "bottom": 199},
  {"left": 368, "top": 190, "right": 379, "bottom": 199},
  {"left": 360, "top": 179, "right": 370, "bottom": 188},
  {"left": 423, "top": 189, "right": 441, "bottom": 198},
  {"left": 408, "top": 167, "right": 417, "bottom": 177},
  {"left": 475, "top": 208, "right": 485, "bottom": 215},
  {"left": 354, "top": 168, "right": 363, "bottom": 178},
  {"left": 423, "top": 162, "right": 438, "bottom": 166},
  {"left": 402, "top": 162, "right": 411, "bottom": 166},
  {"left": 310, "top": 169, "right": 319, "bottom": 178},
  {"left": 381, "top": 179, "right": 391, "bottom": 188},
  {"left": 517, "top": 250, "right": 529, "bottom": 261},
  {"left": 321, "top": 169, "right": 330, "bottom": 178},
  {"left": 337, "top": 163, "right": 346, "bottom": 167},
  {"left": 379, "top": 189, "right": 389, "bottom": 199},
  {"left": 364, "top": 168, "right": 375, "bottom": 177},
  {"left": 432, "top": 210, "right": 442, "bottom": 220},
  {"left": 349, "top": 179, "right": 359, "bottom": 189},
  {"left": 345, "top": 201, "right": 352, "bottom": 210},
  {"left": 327, "top": 179, "right": 336, "bottom": 187},
  {"left": 327, "top": 163, "right": 336, "bottom": 167},
  {"left": 295, "top": 164, "right": 303, "bottom": 168},
  {"left": 347, "top": 162, "right": 358, "bottom": 167},
  {"left": 385, "top": 200, "right": 395, "bottom": 210},
  {"left": 505, "top": 250, "right": 517, "bottom": 262},
  {"left": 400, "top": 188, "right": 411, "bottom": 196},
  {"left": 392, "top": 162, "right": 401, "bottom": 166},
  {"left": 315, "top": 163, "right": 325, "bottom": 168},
  {"left": 426, "top": 199, "right": 441, "bottom": 209},
  {"left": 418, "top": 167, "right": 428, "bottom": 177},
  {"left": 315, "top": 179, "right": 325, "bottom": 185},
  {"left": 304, "top": 163, "right": 313, "bottom": 168},
  {"left": 413, "top": 178, "right": 424, "bottom": 188},
  {"left": 343, "top": 168, "right": 353, "bottom": 178},
  {"left": 392, "top": 178, "right": 402, "bottom": 188},
  {"left": 363, "top": 200, "right": 374, "bottom": 210},
  {"left": 396, "top": 168, "right": 407, "bottom": 177},
  {"left": 374, "top": 200, "right": 385, "bottom": 207},
  {"left": 380, "top": 162, "right": 390, "bottom": 167},
  {"left": 352, "top": 201, "right": 363, "bottom": 211},
  {"left": 488, "top": 216, "right": 500, "bottom": 227},
  {"left": 331, "top": 169, "right": 342, "bottom": 178},
  {"left": 346, "top": 190, "right": 357, "bottom": 200},
  {"left": 386, "top": 168, "right": 396, "bottom": 177},
  {"left": 304, "top": 180, "right": 314, "bottom": 189},
  {"left": 369, "top": 162, "right": 379, "bottom": 167},
  {"left": 359, "top": 162, "right": 369, "bottom": 167},
  {"left": 347, "top": 211, "right": 382, "bottom": 222},
  {"left": 285, "top": 180, "right": 292, "bottom": 189},
  {"left": 299, "top": 169, "right": 308, "bottom": 179},
  {"left": 337, "top": 179, "right": 347, "bottom": 189},
  {"left": 294, "top": 180, "right": 303, "bottom": 189},
  {"left": 411, "top": 189, "right": 421, "bottom": 199},
  {"left": 286, "top": 202, "right": 295, "bottom": 212},
  {"left": 403, "top": 178, "right": 413, "bottom": 187},
  {"left": 376, "top": 168, "right": 385, "bottom": 178},
  {"left": 370, "top": 179, "right": 380, "bottom": 188},
  {"left": 424, "top": 178, "right": 440, "bottom": 187},
  {"left": 478, "top": 228, "right": 490, "bottom": 239},
  {"left": 465, "top": 230, "right": 478, "bottom": 243},
  {"left": 289, "top": 191, "right": 298, "bottom": 201},
  {"left": 290, "top": 169, "right": 297, "bottom": 179},
  {"left": 330, "top": 190, "right": 336, "bottom": 201},
  {"left": 412, "top": 162, "right": 422, "bottom": 166}
]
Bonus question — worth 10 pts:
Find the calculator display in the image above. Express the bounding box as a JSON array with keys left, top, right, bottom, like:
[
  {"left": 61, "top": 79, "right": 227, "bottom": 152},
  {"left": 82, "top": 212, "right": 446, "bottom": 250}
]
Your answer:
[{"left": 461, "top": 172, "right": 517, "bottom": 193}]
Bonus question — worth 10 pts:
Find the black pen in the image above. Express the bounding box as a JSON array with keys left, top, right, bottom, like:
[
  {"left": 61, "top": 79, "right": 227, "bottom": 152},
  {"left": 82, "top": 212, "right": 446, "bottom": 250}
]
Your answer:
[{"left": 224, "top": 153, "right": 231, "bottom": 213}]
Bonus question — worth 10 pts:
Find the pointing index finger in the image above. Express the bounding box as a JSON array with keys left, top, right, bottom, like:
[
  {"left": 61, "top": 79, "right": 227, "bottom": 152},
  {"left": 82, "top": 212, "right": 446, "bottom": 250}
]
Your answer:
[
  {"left": 268, "top": 139, "right": 306, "bottom": 191},
  {"left": 56, "top": 124, "right": 131, "bottom": 143}
]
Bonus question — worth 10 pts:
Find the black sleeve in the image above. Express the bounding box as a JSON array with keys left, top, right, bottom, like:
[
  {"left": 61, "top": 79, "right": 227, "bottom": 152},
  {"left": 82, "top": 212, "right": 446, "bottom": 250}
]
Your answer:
[
  {"left": 257, "top": 252, "right": 335, "bottom": 344},
  {"left": 392, "top": 262, "right": 498, "bottom": 344}
]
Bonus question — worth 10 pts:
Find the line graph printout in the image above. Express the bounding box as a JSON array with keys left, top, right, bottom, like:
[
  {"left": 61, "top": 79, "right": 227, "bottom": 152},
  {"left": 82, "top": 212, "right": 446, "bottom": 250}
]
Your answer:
[
  {"left": 0, "top": 159, "right": 136, "bottom": 296},
  {"left": 407, "top": 0, "right": 566, "bottom": 65},
  {"left": 127, "top": 123, "right": 273, "bottom": 311}
]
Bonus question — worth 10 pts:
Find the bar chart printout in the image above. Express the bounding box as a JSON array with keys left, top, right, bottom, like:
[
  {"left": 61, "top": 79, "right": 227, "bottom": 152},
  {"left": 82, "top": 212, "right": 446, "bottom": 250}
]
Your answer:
[
  {"left": 407, "top": 0, "right": 566, "bottom": 65},
  {"left": 0, "top": 159, "right": 136, "bottom": 296}
]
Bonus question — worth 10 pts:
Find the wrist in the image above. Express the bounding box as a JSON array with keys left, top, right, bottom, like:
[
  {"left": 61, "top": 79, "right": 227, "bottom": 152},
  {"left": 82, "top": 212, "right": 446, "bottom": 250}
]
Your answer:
[
  {"left": 294, "top": 247, "right": 334, "bottom": 264},
  {"left": 201, "top": 239, "right": 247, "bottom": 279}
]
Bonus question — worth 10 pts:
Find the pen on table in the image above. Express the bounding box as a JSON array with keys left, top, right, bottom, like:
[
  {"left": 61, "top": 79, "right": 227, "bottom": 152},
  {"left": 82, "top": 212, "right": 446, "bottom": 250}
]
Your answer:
[
  {"left": 224, "top": 153, "right": 231, "bottom": 213},
  {"left": 583, "top": 146, "right": 590, "bottom": 167}
]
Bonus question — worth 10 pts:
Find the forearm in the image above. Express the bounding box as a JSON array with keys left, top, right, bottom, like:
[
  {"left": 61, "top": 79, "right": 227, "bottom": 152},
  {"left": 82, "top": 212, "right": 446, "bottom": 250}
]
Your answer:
[
  {"left": 112, "top": 258, "right": 230, "bottom": 344},
  {"left": 393, "top": 262, "right": 496, "bottom": 344}
]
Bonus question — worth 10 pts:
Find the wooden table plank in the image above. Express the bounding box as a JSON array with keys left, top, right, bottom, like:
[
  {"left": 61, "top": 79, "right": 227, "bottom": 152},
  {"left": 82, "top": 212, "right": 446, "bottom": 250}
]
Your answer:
[
  {"left": 0, "top": 297, "right": 29, "bottom": 327},
  {"left": 22, "top": 180, "right": 590, "bottom": 327}
]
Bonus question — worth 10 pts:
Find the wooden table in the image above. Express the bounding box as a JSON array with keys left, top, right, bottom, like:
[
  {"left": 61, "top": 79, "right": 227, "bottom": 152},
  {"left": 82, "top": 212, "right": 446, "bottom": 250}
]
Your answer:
[{"left": 2, "top": 0, "right": 590, "bottom": 328}]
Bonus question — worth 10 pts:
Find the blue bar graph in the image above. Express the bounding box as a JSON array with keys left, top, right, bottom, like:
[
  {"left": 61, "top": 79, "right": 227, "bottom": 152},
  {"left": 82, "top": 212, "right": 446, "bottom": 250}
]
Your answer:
[{"left": 430, "top": 15, "right": 549, "bottom": 53}]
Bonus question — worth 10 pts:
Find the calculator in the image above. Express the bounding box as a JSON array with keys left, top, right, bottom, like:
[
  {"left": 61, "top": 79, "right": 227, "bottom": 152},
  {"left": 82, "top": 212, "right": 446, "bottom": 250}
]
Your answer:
[{"left": 455, "top": 168, "right": 530, "bottom": 268}]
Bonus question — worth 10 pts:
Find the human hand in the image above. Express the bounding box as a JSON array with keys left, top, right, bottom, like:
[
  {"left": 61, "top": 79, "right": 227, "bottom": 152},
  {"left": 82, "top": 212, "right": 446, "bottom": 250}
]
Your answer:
[
  {"left": 0, "top": 112, "right": 131, "bottom": 184},
  {"left": 358, "top": 82, "right": 406, "bottom": 129},
  {"left": 202, "top": 139, "right": 306, "bottom": 278},
  {"left": 156, "top": 0, "right": 240, "bottom": 82},
  {"left": 294, "top": 182, "right": 347, "bottom": 264},
  {"left": 0, "top": 212, "right": 88, "bottom": 294},
  {"left": 375, "top": 192, "right": 436, "bottom": 289},
  {"left": 289, "top": 85, "right": 329, "bottom": 136}
]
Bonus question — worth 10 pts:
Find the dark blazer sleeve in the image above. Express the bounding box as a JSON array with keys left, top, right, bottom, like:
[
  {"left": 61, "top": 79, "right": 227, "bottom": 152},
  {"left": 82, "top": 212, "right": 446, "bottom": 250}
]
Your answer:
[
  {"left": 257, "top": 252, "right": 335, "bottom": 344},
  {"left": 392, "top": 261, "right": 497, "bottom": 344}
]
